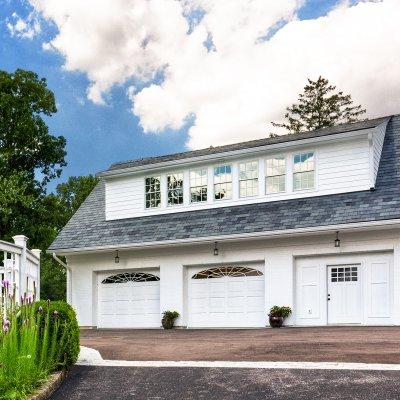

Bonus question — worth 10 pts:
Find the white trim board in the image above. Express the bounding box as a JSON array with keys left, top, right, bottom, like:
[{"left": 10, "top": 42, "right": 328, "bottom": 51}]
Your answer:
[{"left": 78, "top": 346, "right": 400, "bottom": 371}]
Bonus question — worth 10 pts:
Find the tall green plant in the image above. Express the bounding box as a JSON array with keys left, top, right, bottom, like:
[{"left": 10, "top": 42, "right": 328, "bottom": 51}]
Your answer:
[{"left": 0, "top": 283, "right": 67, "bottom": 399}]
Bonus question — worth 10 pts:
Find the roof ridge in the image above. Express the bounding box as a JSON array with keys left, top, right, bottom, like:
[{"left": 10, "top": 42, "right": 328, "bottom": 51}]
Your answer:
[{"left": 107, "top": 115, "right": 393, "bottom": 172}]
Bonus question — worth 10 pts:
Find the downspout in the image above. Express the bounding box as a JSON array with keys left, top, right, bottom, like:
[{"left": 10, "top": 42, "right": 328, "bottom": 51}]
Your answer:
[{"left": 52, "top": 253, "right": 72, "bottom": 304}]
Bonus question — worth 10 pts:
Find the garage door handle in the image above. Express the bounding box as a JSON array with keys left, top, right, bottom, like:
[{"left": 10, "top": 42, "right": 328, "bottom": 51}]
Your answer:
[{"left": 327, "top": 294, "right": 331, "bottom": 301}]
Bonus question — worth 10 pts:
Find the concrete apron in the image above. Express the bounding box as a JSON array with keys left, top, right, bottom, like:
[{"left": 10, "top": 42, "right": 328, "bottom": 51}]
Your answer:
[{"left": 78, "top": 346, "right": 400, "bottom": 371}]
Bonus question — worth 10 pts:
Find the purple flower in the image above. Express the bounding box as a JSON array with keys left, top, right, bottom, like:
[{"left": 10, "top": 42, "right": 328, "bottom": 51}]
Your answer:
[
  {"left": 1, "top": 280, "right": 9, "bottom": 289},
  {"left": 3, "top": 319, "right": 10, "bottom": 333}
]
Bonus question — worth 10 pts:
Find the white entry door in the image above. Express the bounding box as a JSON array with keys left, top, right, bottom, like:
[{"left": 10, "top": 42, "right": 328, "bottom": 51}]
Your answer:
[
  {"left": 188, "top": 265, "right": 265, "bottom": 328},
  {"left": 97, "top": 271, "right": 160, "bottom": 328},
  {"left": 328, "top": 265, "right": 362, "bottom": 324}
]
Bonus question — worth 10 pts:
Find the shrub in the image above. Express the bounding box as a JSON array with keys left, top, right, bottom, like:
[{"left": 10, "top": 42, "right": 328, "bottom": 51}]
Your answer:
[
  {"left": 268, "top": 306, "right": 292, "bottom": 318},
  {"left": 161, "top": 310, "right": 180, "bottom": 329},
  {"left": 33, "top": 300, "right": 80, "bottom": 369},
  {"left": 162, "top": 310, "right": 180, "bottom": 320}
]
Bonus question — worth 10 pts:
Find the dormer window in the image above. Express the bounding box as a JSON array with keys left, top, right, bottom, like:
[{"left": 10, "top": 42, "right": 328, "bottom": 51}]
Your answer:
[
  {"left": 214, "top": 164, "right": 232, "bottom": 200},
  {"left": 239, "top": 161, "right": 258, "bottom": 198},
  {"left": 190, "top": 169, "right": 208, "bottom": 203},
  {"left": 266, "top": 156, "right": 286, "bottom": 193},
  {"left": 167, "top": 173, "right": 184, "bottom": 206},
  {"left": 293, "top": 152, "right": 315, "bottom": 190},
  {"left": 145, "top": 176, "right": 161, "bottom": 208}
]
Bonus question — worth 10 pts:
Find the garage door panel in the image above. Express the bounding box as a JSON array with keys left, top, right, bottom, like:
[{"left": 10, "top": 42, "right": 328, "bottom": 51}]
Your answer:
[
  {"left": 209, "top": 297, "right": 225, "bottom": 312},
  {"left": 99, "top": 286, "right": 114, "bottom": 301},
  {"left": 209, "top": 281, "right": 225, "bottom": 294},
  {"left": 116, "top": 285, "right": 131, "bottom": 300},
  {"left": 188, "top": 265, "right": 265, "bottom": 328},
  {"left": 191, "top": 282, "right": 207, "bottom": 297},
  {"left": 146, "top": 299, "right": 160, "bottom": 312},
  {"left": 98, "top": 271, "right": 160, "bottom": 328},
  {"left": 247, "top": 279, "right": 264, "bottom": 292},
  {"left": 115, "top": 300, "right": 131, "bottom": 314},
  {"left": 99, "top": 300, "right": 114, "bottom": 314},
  {"left": 227, "top": 280, "right": 244, "bottom": 292}
]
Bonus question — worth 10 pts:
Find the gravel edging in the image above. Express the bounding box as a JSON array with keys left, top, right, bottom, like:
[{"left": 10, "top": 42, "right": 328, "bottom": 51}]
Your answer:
[{"left": 29, "top": 370, "right": 67, "bottom": 400}]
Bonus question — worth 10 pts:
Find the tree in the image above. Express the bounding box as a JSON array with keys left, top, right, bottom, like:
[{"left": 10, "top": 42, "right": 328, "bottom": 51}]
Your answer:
[
  {"left": 39, "top": 175, "right": 99, "bottom": 300},
  {"left": 0, "top": 69, "right": 66, "bottom": 187},
  {"left": 0, "top": 69, "right": 98, "bottom": 300},
  {"left": 55, "top": 175, "right": 99, "bottom": 222},
  {"left": 272, "top": 76, "right": 366, "bottom": 133}
]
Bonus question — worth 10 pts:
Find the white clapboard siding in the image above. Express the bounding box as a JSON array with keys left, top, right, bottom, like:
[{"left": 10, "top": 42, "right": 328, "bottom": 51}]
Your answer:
[
  {"left": 372, "top": 122, "right": 387, "bottom": 184},
  {"left": 105, "top": 135, "right": 373, "bottom": 221}
]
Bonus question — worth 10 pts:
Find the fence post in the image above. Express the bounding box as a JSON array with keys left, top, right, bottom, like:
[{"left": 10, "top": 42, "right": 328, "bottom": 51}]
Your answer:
[
  {"left": 12, "top": 235, "right": 28, "bottom": 300},
  {"left": 31, "top": 249, "right": 41, "bottom": 300}
]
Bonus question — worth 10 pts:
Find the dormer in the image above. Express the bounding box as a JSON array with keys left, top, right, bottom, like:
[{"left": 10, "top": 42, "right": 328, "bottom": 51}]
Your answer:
[{"left": 99, "top": 117, "right": 390, "bottom": 221}]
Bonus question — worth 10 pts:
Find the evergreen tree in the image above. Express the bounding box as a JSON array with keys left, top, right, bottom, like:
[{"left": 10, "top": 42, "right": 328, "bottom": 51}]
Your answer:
[{"left": 272, "top": 76, "right": 366, "bottom": 133}]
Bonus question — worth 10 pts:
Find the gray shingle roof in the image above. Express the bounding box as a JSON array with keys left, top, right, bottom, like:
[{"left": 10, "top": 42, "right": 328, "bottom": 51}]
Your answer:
[
  {"left": 107, "top": 117, "right": 389, "bottom": 172},
  {"left": 49, "top": 115, "right": 400, "bottom": 252}
]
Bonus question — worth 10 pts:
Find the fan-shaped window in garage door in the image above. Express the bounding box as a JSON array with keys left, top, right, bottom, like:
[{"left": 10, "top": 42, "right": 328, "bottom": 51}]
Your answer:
[
  {"left": 192, "top": 266, "right": 263, "bottom": 279},
  {"left": 101, "top": 272, "right": 160, "bottom": 284}
]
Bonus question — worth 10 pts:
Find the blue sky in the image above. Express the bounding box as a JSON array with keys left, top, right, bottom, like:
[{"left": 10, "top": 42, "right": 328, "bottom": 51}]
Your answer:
[{"left": 0, "top": 0, "right": 378, "bottom": 191}]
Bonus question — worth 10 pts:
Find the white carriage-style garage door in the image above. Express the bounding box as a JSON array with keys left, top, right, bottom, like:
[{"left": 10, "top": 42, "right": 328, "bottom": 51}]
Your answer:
[
  {"left": 97, "top": 271, "right": 160, "bottom": 328},
  {"left": 188, "top": 265, "right": 266, "bottom": 328},
  {"left": 295, "top": 252, "right": 393, "bottom": 326}
]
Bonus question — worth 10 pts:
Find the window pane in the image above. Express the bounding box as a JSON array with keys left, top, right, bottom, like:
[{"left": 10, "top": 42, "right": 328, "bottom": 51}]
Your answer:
[
  {"left": 167, "top": 173, "right": 184, "bottom": 205},
  {"left": 266, "top": 175, "right": 285, "bottom": 193},
  {"left": 293, "top": 152, "right": 315, "bottom": 190},
  {"left": 190, "top": 169, "right": 207, "bottom": 203},
  {"left": 266, "top": 156, "right": 285, "bottom": 193},
  {"left": 214, "top": 165, "right": 232, "bottom": 200},
  {"left": 145, "top": 176, "right": 161, "bottom": 208},
  {"left": 239, "top": 161, "right": 258, "bottom": 198}
]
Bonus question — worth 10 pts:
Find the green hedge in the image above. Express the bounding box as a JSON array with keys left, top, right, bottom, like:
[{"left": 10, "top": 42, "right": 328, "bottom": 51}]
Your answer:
[{"left": 33, "top": 300, "right": 80, "bottom": 369}]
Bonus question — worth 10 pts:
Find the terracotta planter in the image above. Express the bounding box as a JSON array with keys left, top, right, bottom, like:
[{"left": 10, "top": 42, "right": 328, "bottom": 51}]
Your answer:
[
  {"left": 162, "top": 316, "right": 175, "bottom": 329},
  {"left": 269, "top": 315, "right": 283, "bottom": 328}
]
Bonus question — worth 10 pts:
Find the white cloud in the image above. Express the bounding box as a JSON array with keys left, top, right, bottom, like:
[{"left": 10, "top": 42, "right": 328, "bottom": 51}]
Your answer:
[
  {"left": 26, "top": 0, "right": 400, "bottom": 148},
  {"left": 7, "top": 11, "right": 40, "bottom": 39}
]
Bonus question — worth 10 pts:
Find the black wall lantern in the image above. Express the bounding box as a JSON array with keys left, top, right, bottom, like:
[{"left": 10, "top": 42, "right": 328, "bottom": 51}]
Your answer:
[
  {"left": 214, "top": 242, "right": 219, "bottom": 256},
  {"left": 334, "top": 231, "right": 341, "bottom": 248},
  {"left": 115, "top": 250, "right": 120, "bottom": 263}
]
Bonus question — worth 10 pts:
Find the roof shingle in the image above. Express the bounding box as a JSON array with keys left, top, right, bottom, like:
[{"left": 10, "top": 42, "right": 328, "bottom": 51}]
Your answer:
[{"left": 49, "top": 115, "right": 400, "bottom": 252}]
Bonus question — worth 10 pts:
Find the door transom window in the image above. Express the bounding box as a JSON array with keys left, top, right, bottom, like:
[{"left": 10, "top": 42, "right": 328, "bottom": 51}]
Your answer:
[
  {"left": 192, "top": 266, "right": 263, "bottom": 279},
  {"left": 102, "top": 272, "right": 160, "bottom": 284}
]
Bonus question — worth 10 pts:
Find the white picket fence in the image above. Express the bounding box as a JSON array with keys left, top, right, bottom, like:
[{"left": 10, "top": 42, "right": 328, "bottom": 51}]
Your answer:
[{"left": 0, "top": 235, "right": 40, "bottom": 302}]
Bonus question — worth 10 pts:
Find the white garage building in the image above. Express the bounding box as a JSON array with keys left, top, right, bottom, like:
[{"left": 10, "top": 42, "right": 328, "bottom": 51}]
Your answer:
[{"left": 49, "top": 115, "right": 400, "bottom": 328}]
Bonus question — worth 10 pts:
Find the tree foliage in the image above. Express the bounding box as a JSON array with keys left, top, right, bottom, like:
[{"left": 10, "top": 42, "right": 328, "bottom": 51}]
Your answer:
[
  {"left": 55, "top": 175, "right": 99, "bottom": 222},
  {"left": 0, "top": 69, "right": 98, "bottom": 300},
  {"left": 0, "top": 69, "right": 66, "bottom": 186},
  {"left": 272, "top": 76, "right": 366, "bottom": 133}
]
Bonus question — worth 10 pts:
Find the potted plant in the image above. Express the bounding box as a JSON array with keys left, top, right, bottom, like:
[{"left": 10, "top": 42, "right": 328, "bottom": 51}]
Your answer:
[
  {"left": 268, "top": 306, "right": 292, "bottom": 328},
  {"left": 161, "top": 310, "right": 180, "bottom": 329}
]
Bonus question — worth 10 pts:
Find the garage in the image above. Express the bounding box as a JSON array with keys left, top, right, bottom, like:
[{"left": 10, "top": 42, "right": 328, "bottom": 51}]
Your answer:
[
  {"left": 188, "top": 265, "right": 266, "bottom": 328},
  {"left": 295, "top": 252, "right": 393, "bottom": 326},
  {"left": 97, "top": 271, "right": 160, "bottom": 328}
]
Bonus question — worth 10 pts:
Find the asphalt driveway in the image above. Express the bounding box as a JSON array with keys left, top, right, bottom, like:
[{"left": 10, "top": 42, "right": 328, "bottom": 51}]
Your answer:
[
  {"left": 50, "top": 365, "right": 400, "bottom": 400},
  {"left": 81, "top": 326, "right": 400, "bottom": 363}
]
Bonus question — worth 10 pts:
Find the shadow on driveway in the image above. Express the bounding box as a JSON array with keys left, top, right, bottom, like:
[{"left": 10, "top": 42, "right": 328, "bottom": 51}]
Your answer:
[{"left": 50, "top": 365, "right": 400, "bottom": 400}]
